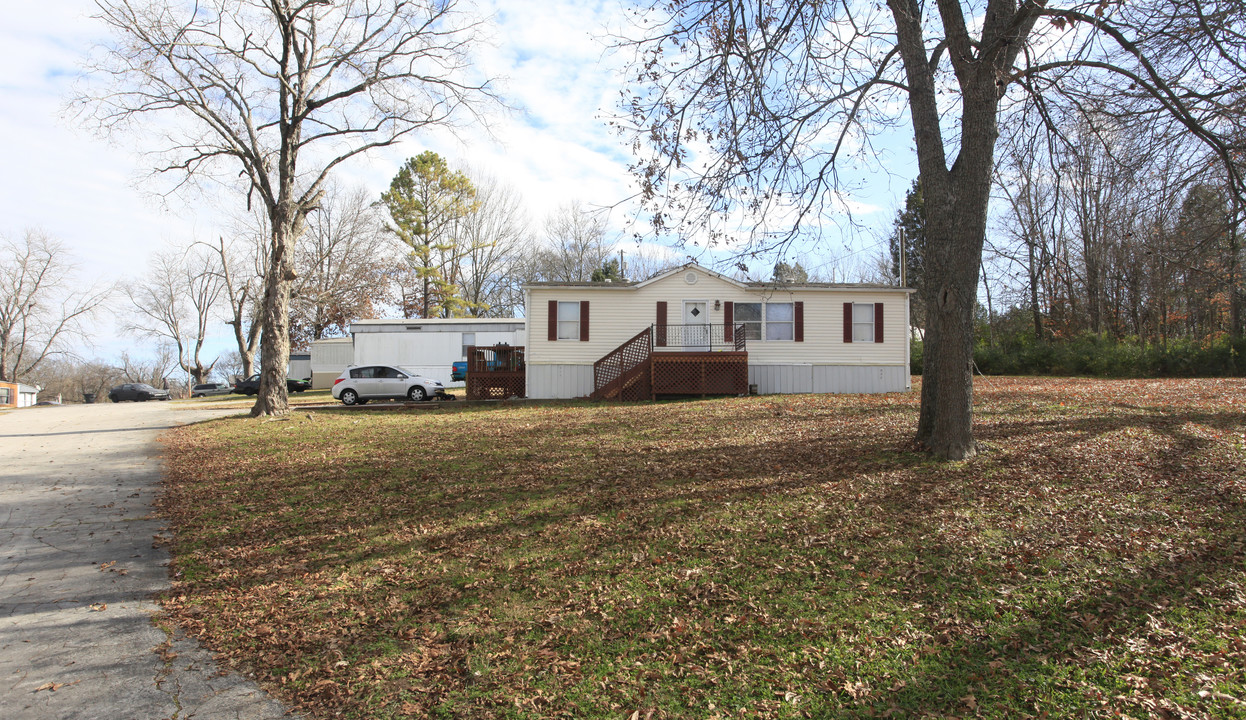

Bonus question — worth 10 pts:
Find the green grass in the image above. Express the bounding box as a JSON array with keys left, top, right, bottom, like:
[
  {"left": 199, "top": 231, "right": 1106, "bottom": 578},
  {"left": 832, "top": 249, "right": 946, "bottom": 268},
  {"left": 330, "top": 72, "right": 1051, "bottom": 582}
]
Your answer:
[{"left": 158, "top": 377, "right": 1246, "bottom": 719}]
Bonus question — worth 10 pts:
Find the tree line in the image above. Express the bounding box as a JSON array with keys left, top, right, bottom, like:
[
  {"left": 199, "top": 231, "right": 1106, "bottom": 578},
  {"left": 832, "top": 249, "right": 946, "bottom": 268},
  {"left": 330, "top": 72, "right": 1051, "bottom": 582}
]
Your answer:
[
  {"left": 887, "top": 104, "right": 1243, "bottom": 376},
  {"left": 0, "top": 151, "right": 680, "bottom": 395}
]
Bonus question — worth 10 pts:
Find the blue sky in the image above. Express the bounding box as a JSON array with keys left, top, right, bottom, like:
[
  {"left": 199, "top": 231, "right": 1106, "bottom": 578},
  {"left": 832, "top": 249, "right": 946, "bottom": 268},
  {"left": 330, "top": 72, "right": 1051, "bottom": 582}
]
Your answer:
[{"left": 0, "top": 1, "right": 916, "bottom": 366}]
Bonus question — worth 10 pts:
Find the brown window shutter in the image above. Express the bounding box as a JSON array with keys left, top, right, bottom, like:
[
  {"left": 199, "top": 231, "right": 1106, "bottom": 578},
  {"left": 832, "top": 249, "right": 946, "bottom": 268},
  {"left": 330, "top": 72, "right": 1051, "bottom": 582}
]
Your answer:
[
  {"left": 548, "top": 300, "right": 558, "bottom": 342},
  {"left": 794, "top": 301, "right": 804, "bottom": 342},
  {"left": 656, "top": 301, "right": 667, "bottom": 347},
  {"left": 874, "top": 302, "right": 884, "bottom": 343},
  {"left": 723, "top": 301, "right": 734, "bottom": 343},
  {"left": 580, "top": 300, "right": 590, "bottom": 341},
  {"left": 843, "top": 302, "right": 853, "bottom": 343}
]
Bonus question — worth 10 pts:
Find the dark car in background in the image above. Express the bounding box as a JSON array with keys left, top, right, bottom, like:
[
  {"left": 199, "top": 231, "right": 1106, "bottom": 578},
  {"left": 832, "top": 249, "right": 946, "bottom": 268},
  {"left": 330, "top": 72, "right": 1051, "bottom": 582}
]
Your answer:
[
  {"left": 191, "top": 382, "right": 233, "bottom": 397},
  {"left": 231, "top": 374, "right": 312, "bottom": 395},
  {"left": 108, "top": 383, "right": 171, "bottom": 402}
]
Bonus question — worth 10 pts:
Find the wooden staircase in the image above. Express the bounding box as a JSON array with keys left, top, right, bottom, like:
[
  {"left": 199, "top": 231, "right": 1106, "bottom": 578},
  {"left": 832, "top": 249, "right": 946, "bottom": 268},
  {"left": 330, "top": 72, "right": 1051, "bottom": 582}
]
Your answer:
[{"left": 591, "top": 327, "right": 653, "bottom": 400}]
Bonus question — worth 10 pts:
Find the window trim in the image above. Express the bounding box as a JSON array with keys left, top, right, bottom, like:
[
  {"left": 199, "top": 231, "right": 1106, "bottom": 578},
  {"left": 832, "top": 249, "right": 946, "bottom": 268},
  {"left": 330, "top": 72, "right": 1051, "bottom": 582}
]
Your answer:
[
  {"left": 556, "top": 301, "right": 581, "bottom": 340},
  {"left": 765, "top": 301, "right": 795, "bottom": 342},
  {"left": 852, "top": 302, "right": 875, "bottom": 343},
  {"left": 844, "top": 302, "right": 884, "bottom": 343},
  {"left": 733, "top": 301, "right": 798, "bottom": 342}
]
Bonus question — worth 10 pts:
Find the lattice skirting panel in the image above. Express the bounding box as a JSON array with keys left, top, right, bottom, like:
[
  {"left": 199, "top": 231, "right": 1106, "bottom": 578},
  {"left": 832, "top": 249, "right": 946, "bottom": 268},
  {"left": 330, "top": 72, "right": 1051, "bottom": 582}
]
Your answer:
[
  {"left": 652, "top": 353, "right": 748, "bottom": 396},
  {"left": 466, "top": 372, "right": 526, "bottom": 400}
]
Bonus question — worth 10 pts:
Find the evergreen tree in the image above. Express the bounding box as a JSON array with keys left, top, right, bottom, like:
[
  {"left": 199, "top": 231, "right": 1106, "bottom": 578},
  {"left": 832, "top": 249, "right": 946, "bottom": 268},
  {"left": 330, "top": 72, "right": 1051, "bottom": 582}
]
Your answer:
[
  {"left": 888, "top": 180, "right": 927, "bottom": 327},
  {"left": 772, "top": 261, "right": 809, "bottom": 283},
  {"left": 382, "top": 152, "right": 479, "bottom": 318},
  {"left": 591, "top": 258, "right": 624, "bottom": 282}
]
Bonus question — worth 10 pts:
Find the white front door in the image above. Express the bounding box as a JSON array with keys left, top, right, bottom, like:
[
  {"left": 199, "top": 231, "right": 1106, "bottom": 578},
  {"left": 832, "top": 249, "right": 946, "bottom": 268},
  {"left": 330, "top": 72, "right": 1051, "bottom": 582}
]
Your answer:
[{"left": 683, "top": 300, "right": 709, "bottom": 350}]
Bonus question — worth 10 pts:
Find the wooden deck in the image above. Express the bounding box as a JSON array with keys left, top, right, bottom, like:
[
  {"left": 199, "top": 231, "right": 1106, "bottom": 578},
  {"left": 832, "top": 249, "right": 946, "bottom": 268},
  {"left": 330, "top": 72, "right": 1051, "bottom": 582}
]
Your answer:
[
  {"left": 465, "top": 345, "right": 526, "bottom": 400},
  {"left": 651, "top": 351, "right": 749, "bottom": 397}
]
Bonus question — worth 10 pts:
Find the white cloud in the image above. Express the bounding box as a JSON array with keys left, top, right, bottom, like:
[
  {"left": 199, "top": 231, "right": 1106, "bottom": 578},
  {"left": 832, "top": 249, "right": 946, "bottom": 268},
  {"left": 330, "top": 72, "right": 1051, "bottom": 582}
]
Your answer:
[{"left": 1, "top": 0, "right": 911, "bottom": 365}]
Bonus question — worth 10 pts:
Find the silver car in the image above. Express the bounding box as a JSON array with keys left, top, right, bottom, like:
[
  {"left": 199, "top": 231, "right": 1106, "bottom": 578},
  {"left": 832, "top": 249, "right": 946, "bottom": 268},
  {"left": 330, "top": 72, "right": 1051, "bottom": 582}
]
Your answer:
[{"left": 331, "top": 365, "right": 445, "bottom": 405}]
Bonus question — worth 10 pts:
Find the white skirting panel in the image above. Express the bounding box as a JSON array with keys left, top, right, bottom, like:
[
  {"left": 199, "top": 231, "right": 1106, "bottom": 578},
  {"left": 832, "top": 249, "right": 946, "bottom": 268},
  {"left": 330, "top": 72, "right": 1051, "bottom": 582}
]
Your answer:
[
  {"left": 749, "top": 364, "right": 909, "bottom": 395},
  {"left": 527, "top": 364, "right": 595, "bottom": 399}
]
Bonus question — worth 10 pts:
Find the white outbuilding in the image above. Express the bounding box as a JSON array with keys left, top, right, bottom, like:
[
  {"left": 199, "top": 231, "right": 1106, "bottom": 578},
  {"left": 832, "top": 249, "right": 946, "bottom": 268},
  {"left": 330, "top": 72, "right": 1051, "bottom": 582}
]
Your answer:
[{"left": 349, "top": 318, "right": 526, "bottom": 387}]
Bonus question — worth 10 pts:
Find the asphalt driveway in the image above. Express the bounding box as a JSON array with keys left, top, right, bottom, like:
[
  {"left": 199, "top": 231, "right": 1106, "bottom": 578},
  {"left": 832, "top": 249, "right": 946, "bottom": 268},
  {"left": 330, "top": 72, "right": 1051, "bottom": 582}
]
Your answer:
[{"left": 0, "top": 401, "right": 296, "bottom": 720}]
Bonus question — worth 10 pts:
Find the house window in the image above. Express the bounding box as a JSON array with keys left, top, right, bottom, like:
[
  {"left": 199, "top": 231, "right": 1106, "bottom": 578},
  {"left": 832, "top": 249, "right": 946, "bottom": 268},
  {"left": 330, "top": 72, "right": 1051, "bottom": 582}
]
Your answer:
[
  {"left": 557, "top": 301, "right": 581, "bottom": 340},
  {"left": 735, "top": 302, "right": 762, "bottom": 340},
  {"left": 853, "top": 303, "right": 875, "bottom": 342},
  {"left": 734, "top": 302, "right": 794, "bottom": 341},
  {"left": 0, "top": 387, "right": 9, "bottom": 405},
  {"left": 766, "top": 302, "right": 794, "bottom": 341},
  {"left": 461, "top": 332, "right": 476, "bottom": 359}
]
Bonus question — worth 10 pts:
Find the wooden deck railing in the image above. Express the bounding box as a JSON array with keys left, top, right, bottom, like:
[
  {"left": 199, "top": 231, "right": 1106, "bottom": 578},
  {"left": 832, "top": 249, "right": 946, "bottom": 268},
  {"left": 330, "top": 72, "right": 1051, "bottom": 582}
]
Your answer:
[
  {"left": 654, "top": 323, "right": 748, "bottom": 352},
  {"left": 591, "top": 327, "right": 653, "bottom": 400},
  {"left": 592, "top": 324, "right": 749, "bottom": 401},
  {"left": 466, "top": 345, "right": 525, "bottom": 400}
]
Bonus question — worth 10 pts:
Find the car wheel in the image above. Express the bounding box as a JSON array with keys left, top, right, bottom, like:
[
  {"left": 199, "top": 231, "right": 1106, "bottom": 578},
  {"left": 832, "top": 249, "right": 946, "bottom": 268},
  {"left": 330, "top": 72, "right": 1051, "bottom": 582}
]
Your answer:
[
  {"left": 139, "top": 394, "right": 150, "bottom": 402},
  {"left": 340, "top": 389, "right": 359, "bottom": 406},
  {"left": 109, "top": 395, "right": 119, "bottom": 403},
  {"left": 407, "top": 386, "right": 427, "bottom": 402}
]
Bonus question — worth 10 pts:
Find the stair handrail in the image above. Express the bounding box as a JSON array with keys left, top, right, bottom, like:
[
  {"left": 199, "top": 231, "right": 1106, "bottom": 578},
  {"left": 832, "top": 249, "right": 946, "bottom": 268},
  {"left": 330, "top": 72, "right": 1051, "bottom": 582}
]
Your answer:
[{"left": 593, "top": 326, "right": 653, "bottom": 397}]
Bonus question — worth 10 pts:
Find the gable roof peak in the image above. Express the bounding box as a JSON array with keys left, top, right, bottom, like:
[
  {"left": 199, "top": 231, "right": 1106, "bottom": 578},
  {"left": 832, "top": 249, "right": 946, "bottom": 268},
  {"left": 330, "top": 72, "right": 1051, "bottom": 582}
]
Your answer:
[{"left": 635, "top": 261, "right": 749, "bottom": 289}]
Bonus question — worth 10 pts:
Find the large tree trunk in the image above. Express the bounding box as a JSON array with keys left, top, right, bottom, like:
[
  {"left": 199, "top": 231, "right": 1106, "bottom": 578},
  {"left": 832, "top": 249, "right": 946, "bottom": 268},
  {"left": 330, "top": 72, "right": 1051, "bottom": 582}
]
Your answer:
[
  {"left": 914, "top": 208, "right": 988, "bottom": 460},
  {"left": 911, "top": 80, "right": 998, "bottom": 460},
  {"left": 251, "top": 213, "right": 297, "bottom": 417}
]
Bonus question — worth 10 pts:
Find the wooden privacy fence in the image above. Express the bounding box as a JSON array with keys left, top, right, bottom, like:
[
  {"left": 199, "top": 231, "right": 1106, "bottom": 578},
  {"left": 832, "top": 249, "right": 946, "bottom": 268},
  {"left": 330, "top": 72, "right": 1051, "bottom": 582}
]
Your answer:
[{"left": 465, "top": 345, "right": 525, "bottom": 400}]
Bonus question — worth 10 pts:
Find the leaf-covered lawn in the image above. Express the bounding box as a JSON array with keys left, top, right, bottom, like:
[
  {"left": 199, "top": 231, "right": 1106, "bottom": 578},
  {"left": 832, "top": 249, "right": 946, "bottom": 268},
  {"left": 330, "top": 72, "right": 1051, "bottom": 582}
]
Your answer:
[{"left": 159, "top": 377, "right": 1246, "bottom": 719}]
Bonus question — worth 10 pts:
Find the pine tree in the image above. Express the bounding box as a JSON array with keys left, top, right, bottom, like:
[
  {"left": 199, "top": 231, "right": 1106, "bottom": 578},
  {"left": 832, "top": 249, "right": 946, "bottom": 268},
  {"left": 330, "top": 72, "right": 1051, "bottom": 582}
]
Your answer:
[
  {"left": 888, "top": 180, "right": 927, "bottom": 328},
  {"left": 382, "top": 152, "right": 479, "bottom": 318}
]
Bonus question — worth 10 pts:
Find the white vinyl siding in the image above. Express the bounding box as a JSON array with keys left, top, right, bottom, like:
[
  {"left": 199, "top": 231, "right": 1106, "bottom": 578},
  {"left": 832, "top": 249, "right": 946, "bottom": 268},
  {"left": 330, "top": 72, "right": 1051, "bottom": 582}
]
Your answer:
[
  {"left": 525, "top": 268, "right": 910, "bottom": 377},
  {"left": 750, "top": 365, "right": 908, "bottom": 394}
]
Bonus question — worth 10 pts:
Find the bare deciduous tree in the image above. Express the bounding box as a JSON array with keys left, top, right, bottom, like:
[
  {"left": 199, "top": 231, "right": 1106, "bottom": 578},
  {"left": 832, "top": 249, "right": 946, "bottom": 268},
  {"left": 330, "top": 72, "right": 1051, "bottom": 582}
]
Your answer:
[
  {"left": 0, "top": 230, "right": 111, "bottom": 383},
  {"left": 292, "top": 182, "right": 395, "bottom": 347},
  {"left": 619, "top": 0, "right": 1246, "bottom": 458},
  {"left": 81, "top": 0, "right": 500, "bottom": 416},
  {"left": 204, "top": 224, "right": 266, "bottom": 379},
  {"left": 123, "top": 243, "right": 223, "bottom": 386},
  {"left": 118, "top": 345, "right": 180, "bottom": 389},
  {"left": 457, "top": 170, "right": 530, "bottom": 317},
  {"left": 530, "top": 201, "right": 613, "bottom": 283}
]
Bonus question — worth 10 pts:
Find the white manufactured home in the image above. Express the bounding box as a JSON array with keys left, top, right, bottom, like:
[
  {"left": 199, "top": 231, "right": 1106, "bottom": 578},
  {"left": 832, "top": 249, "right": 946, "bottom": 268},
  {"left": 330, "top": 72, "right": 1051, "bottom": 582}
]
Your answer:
[
  {"left": 309, "top": 337, "right": 355, "bottom": 389},
  {"left": 350, "top": 318, "right": 525, "bottom": 387},
  {"left": 522, "top": 263, "right": 912, "bottom": 400}
]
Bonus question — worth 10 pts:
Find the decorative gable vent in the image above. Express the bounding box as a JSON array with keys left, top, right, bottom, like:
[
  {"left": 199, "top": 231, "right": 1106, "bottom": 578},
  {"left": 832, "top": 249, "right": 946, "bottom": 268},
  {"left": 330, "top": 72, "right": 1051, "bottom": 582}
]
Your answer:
[{"left": 684, "top": 272, "right": 698, "bottom": 285}]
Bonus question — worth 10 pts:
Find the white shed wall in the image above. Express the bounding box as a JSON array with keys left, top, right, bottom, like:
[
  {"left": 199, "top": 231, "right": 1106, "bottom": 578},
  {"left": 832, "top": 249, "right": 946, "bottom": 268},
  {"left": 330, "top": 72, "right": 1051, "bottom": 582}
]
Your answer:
[
  {"left": 353, "top": 326, "right": 524, "bottom": 387},
  {"left": 526, "top": 364, "right": 594, "bottom": 399},
  {"left": 287, "top": 356, "right": 312, "bottom": 380},
  {"left": 310, "top": 339, "right": 356, "bottom": 389}
]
